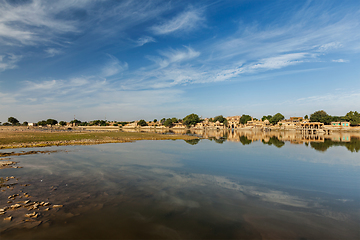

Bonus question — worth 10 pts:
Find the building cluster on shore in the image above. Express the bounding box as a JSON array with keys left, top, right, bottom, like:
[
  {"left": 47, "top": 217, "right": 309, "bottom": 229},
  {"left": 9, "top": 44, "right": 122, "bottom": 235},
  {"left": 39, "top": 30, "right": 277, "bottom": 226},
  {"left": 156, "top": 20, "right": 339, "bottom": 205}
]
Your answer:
[
  {"left": 122, "top": 116, "right": 352, "bottom": 133},
  {"left": 2, "top": 110, "right": 358, "bottom": 134}
]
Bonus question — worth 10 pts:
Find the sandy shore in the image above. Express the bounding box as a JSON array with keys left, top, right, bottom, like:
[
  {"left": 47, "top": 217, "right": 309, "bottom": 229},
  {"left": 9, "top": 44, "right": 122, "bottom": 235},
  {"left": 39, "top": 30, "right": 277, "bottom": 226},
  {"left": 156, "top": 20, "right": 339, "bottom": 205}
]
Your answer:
[{"left": 0, "top": 126, "right": 199, "bottom": 149}]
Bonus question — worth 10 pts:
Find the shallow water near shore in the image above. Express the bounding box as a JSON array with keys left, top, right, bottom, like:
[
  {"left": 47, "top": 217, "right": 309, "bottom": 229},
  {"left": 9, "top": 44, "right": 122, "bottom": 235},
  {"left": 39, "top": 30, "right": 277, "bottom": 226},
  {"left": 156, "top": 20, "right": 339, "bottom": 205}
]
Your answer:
[{"left": 1, "top": 136, "right": 360, "bottom": 239}]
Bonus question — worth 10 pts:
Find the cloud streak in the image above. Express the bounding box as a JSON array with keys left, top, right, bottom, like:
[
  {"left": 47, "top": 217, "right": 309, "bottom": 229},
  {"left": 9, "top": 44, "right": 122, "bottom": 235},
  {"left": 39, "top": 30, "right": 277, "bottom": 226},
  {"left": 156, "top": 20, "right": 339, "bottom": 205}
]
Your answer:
[
  {"left": 124, "top": 3, "right": 360, "bottom": 89},
  {"left": 0, "top": 53, "right": 22, "bottom": 71},
  {"left": 0, "top": 0, "right": 86, "bottom": 45},
  {"left": 101, "top": 55, "right": 128, "bottom": 77},
  {"left": 151, "top": 8, "right": 205, "bottom": 35},
  {"left": 135, "top": 36, "right": 156, "bottom": 47}
]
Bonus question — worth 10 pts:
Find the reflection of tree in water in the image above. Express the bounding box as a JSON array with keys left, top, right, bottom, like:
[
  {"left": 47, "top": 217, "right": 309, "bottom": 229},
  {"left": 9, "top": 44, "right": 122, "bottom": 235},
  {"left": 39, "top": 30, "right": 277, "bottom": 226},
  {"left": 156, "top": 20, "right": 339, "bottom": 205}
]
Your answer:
[
  {"left": 239, "top": 136, "right": 252, "bottom": 145},
  {"left": 208, "top": 137, "right": 227, "bottom": 144},
  {"left": 184, "top": 139, "right": 201, "bottom": 145},
  {"left": 310, "top": 137, "right": 360, "bottom": 152},
  {"left": 262, "top": 136, "right": 285, "bottom": 148}
]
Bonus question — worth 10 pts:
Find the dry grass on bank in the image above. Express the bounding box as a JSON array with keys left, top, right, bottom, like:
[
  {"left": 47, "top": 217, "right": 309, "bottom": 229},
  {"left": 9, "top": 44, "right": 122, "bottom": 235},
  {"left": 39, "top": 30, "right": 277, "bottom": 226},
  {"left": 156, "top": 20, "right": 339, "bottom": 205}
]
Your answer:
[{"left": 0, "top": 130, "right": 199, "bottom": 149}]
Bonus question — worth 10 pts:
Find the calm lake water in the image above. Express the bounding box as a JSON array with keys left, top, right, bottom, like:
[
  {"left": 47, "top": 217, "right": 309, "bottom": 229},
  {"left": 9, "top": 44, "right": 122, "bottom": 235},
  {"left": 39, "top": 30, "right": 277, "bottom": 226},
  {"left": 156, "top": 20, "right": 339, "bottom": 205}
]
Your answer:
[{"left": 1, "top": 131, "right": 360, "bottom": 239}]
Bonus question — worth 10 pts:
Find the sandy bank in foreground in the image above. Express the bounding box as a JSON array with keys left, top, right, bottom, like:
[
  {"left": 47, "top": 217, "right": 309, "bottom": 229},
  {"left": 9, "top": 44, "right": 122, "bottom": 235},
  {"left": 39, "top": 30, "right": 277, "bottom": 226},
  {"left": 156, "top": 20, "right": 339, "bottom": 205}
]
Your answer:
[{"left": 0, "top": 126, "right": 199, "bottom": 149}]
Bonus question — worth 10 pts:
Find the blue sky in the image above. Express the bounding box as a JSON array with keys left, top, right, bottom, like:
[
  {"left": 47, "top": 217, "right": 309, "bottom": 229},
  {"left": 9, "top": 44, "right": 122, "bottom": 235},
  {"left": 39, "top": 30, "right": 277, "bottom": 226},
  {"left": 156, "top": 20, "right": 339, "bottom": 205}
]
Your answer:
[{"left": 0, "top": 0, "right": 360, "bottom": 123}]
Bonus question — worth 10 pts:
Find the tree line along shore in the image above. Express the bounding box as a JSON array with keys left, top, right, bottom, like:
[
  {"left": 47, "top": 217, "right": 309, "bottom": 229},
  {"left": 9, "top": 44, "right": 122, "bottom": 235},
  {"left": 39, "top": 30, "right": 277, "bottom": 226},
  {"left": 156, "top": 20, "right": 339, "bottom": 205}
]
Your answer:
[{"left": 2, "top": 110, "right": 359, "bottom": 129}]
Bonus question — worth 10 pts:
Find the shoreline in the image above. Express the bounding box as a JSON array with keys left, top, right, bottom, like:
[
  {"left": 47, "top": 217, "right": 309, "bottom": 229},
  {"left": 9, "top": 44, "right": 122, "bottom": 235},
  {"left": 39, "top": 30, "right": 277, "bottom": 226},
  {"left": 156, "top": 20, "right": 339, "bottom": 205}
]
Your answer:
[
  {"left": 1, "top": 125, "right": 359, "bottom": 149},
  {"left": 0, "top": 126, "right": 200, "bottom": 149}
]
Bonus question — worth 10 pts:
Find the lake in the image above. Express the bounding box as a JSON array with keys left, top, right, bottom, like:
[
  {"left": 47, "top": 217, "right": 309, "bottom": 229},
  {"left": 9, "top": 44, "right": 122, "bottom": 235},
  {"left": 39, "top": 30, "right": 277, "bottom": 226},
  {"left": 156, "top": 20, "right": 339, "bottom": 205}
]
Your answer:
[{"left": 1, "top": 130, "right": 360, "bottom": 239}]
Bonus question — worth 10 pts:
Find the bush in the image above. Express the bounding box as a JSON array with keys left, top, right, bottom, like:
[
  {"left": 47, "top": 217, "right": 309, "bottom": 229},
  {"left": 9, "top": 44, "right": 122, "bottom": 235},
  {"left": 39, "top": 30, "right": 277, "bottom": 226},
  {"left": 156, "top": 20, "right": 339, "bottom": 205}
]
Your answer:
[
  {"left": 46, "top": 119, "right": 58, "bottom": 126},
  {"left": 269, "top": 113, "right": 284, "bottom": 125},
  {"left": 59, "top": 121, "right": 67, "bottom": 126},
  {"left": 183, "top": 113, "right": 200, "bottom": 127},
  {"left": 240, "top": 115, "right": 252, "bottom": 124},
  {"left": 137, "top": 119, "right": 148, "bottom": 126},
  {"left": 310, "top": 110, "right": 332, "bottom": 125},
  {"left": 164, "top": 118, "right": 174, "bottom": 127},
  {"left": 8, "top": 117, "right": 19, "bottom": 125}
]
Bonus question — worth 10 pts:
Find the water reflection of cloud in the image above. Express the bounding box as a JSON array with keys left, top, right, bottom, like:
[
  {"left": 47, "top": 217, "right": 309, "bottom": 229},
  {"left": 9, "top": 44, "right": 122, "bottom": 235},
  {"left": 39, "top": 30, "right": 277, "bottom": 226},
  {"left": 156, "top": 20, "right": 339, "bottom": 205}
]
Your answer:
[
  {"left": 212, "top": 176, "right": 310, "bottom": 208},
  {"left": 149, "top": 168, "right": 309, "bottom": 209},
  {"left": 16, "top": 143, "right": 183, "bottom": 179},
  {"left": 4, "top": 143, "right": 357, "bottom": 239},
  {"left": 124, "top": 166, "right": 354, "bottom": 226},
  {"left": 284, "top": 145, "right": 360, "bottom": 167},
  {"left": 15, "top": 143, "right": 356, "bottom": 212}
]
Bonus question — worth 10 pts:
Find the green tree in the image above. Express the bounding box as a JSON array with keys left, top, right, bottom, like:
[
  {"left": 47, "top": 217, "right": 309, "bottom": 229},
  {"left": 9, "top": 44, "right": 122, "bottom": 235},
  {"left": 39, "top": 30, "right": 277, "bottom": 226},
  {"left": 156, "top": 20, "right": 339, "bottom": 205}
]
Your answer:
[
  {"left": 183, "top": 113, "right": 200, "bottom": 127},
  {"left": 344, "top": 111, "right": 360, "bottom": 126},
  {"left": 37, "top": 120, "right": 47, "bottom": 126},
  {"left": 91, "top": 120, "right": 105, "bottom": 126},
  {"left": 118, "top": 122, "right": 129, "bottom": 126},
  {"left": 137, "top": 119, "right": 148, "bottom": 126},
  {"left": 163, "top": 118, "right": 174, "bottom": 127},
  {"left": 261, "top": 115, "right": 272, "bottom": 121},
  {"left": 59, "top": 121, "right": 67, "bottom": 126},
  {"left": 304, "top": 115, "right": 309, "bottom": 120},
  {"left": 213, "top": 115, "right": 228, "bottom": 126},
  {"left": 70, "top": 119, "right": 82, "bottom": 125},
  {"left": 46, "top": 119, "right": 58, "bottom": 126},
  {"left": 269, "top": 113, "right": 284, "bottom": 125},
  {"left": 79, "top": 121, "right": 89, "bottom": 126},
  {"left": 8, "top": 117, "right": 19, "bottom": 125},
  {"left": 239, "top": 114, "right": 252, "bottom": 124},
  {"left": 310, "top": 110, "right": 332, "bottom": 124},
  {"left": 153, "top": 119, "right": 157, "bottom": 123},
  {"left": 22, "top": 121, "right": 28, "bottom": 126}
]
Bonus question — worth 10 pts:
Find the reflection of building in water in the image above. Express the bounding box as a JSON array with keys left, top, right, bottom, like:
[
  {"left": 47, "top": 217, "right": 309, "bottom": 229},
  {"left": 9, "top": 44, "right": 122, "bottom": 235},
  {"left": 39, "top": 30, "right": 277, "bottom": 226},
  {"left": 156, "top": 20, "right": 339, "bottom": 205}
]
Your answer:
[
  {"left": 327, "top": 132, "right": 352, "bottom": 142},
  {"left": 200, "top": 129, "right": 226, "bottom": 139},
  {"left": 231, "top": 130, "right": 326, "bottom": 144},
  {"left": 302, "top": 134, "right": 324, "bottom": 142}
]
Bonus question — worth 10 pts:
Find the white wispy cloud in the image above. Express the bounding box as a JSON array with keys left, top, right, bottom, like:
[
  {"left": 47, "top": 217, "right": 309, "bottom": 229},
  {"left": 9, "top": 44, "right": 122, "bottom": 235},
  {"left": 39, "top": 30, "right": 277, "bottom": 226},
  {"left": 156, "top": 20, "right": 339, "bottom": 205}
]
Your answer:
[
  {"left": 45, "top": 48, "right": 62, "bottom": 57},
  {"left": 135, "top": 36, "right": 156, "bottom": 47},
  {"left": 128, "top": 3, "right": 360, "bottom": 89},
  {"left": 211, "top": 5, "right": 360, "bottom": 62},
  {"left": 0, "top": 53, "right": 22, "bottom": 71},
  {"left": 125, "top": 51, "right": 308, "bottom": 89},
  {"left": 249, "top": 53, "right": 309, "bottom": 71},
  {"left": 0, "top": 91, "right": 17, "bottom": 105},
  {"left": 147, "top": 46, "right": 201, "bottom": 68},
  {"left": 0, "top": 0, "right": 88, "bottom": 45},
  {"left": 332, "top": 59, "right": 348, "bottom": 63},
  {"left": 0, "top": 75, "right": 184, "bottom": 122},
  {"left": 101, "top": 55, "right": 128, "bottom": 77},
  {"left": 318, "top": 42, "right": 343, "bottom": 52},
  {"left": 151, "top": 8, "right": 205, "bottom": 35}
]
